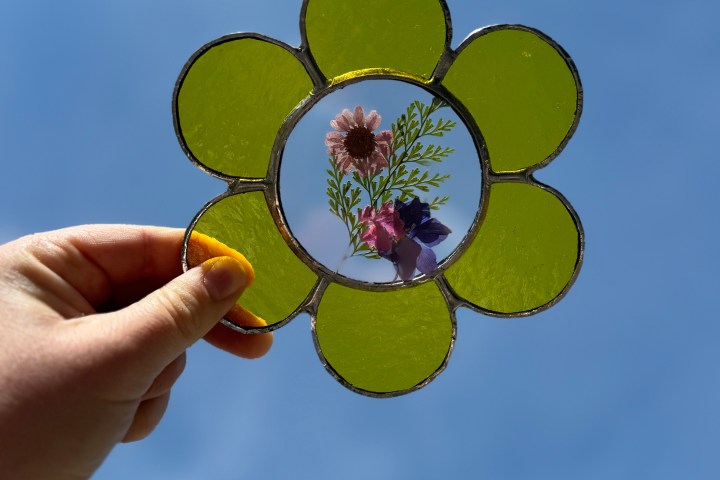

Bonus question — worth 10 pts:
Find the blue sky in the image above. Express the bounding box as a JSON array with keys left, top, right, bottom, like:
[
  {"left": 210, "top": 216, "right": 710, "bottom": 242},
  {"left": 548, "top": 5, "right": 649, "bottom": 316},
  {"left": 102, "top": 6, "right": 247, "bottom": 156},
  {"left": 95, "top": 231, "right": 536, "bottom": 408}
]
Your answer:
[{"left": 1, "top": 0, "right": 719, "bottom": 478}]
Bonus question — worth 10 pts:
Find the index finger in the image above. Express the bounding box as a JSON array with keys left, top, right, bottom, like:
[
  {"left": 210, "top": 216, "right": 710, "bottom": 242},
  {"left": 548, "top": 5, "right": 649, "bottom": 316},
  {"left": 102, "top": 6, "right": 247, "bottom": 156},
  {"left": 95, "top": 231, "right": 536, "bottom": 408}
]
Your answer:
[{"left": 18, "top": 225, "right": 185, "bottom": 309}]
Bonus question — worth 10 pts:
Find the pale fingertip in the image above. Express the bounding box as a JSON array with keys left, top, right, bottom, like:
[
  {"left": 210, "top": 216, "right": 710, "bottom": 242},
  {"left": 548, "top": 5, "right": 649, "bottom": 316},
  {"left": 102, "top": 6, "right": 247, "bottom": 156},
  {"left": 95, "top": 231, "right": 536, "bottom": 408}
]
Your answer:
[
  {"left": 203, "top": 323, "right": 274, "bottom": 359},
  {"left": 240, "top": 332, "right": 274, "bottom": 359}
]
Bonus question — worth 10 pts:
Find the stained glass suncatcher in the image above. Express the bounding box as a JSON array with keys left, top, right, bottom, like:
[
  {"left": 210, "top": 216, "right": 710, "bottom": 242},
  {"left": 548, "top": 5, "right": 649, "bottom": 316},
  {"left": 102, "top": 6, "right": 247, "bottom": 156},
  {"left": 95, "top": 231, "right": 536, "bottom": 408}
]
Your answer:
[{"left": 173, "top": 0, "right": 584, "bottom": 397}]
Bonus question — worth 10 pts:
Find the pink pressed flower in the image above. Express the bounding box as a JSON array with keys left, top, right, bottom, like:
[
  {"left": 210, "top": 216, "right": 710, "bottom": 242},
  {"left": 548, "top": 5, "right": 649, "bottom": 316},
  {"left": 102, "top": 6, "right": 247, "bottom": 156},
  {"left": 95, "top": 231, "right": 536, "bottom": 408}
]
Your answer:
[
  {"left": 325, "top": 106, "right": 393, "bottom": 177},
  {"left": 359, "top": 202, "right": 404, "bottom": 254}
]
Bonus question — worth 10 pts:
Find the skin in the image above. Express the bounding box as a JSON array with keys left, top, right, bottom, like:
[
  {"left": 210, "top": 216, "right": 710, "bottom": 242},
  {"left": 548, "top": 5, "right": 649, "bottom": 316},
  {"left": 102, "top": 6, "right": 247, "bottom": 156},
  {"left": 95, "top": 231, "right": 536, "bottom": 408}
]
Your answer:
[{"left": 0, "top": 225, "right": 273, "bottom": 479}]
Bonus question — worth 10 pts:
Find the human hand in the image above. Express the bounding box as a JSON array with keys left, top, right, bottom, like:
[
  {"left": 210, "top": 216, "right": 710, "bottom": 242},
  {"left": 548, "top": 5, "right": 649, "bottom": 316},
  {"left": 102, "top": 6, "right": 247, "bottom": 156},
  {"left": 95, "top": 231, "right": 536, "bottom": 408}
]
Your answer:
[{"left": 0, "top": 225, "right": 272, "bottom": 479}]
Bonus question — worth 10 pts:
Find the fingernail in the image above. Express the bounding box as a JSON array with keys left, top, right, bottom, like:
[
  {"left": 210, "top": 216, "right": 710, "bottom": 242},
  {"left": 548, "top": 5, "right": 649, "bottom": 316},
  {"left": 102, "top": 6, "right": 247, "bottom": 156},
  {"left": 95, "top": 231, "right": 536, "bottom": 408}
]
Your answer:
[{"left": 201, "top": 257, "right": 248, "bottom": 301}]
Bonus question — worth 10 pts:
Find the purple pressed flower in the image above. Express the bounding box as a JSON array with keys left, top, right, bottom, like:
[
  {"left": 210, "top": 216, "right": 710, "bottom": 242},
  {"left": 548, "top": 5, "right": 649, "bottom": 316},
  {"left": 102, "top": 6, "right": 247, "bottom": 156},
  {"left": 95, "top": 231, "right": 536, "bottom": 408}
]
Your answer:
[
  {"left": 325, "top": 106, "right": 393, "bottom": 177},
  {"left": 379, "top": 197, "right": 451, "bottom": 281},
  {"left": 385, "top": 236, "right": 422, "bottom": 281},
  {"left": 396, "top": 197, "right": 451, "bottom": 247},
  {"left": 358, "top": 197, "right": 451, "bottom": 281}
]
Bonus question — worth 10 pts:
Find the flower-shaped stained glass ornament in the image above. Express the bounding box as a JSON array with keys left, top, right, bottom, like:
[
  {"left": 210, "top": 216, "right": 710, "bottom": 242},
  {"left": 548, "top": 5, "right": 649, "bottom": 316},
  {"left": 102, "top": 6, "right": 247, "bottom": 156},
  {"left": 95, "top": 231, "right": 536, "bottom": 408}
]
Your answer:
[{"left": 173, "top": 0, "right": 584, "bottom": 397}]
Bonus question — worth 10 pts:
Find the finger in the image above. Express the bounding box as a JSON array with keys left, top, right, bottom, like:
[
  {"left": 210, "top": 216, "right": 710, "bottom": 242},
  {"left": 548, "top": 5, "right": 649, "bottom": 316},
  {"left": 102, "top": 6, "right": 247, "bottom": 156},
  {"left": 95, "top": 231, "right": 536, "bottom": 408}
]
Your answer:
[
  {"left": 203, "top": 323, "right": 273, "bottom": 359},
  {"left": 122, "top": 392, "right": 171, "bottom": 443},
  {"left": 105, "top": 256, "right": 252, "bottom": 374},
  {"left": 16, "top": 225, "right": 185, "bottom": 309},
  {"left": 58, "top": 225, "right": 184, "bottom": 285},
  {"left": 142, "top": 353, "right": 187, "bottom": 401}
]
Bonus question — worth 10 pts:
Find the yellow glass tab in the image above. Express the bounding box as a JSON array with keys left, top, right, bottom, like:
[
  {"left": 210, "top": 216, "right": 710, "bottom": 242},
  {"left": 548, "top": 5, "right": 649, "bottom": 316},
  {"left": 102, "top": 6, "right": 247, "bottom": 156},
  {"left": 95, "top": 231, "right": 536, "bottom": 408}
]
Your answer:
[
  {"left": 315, "top": 282, "right": 453, "bottom": 394},
  {"left": 304, "top": 0, "right": 447, "bottom": 81},
  {"left": 443, "top": 27, "right": 580, "bottom": 173},
  {"left": 187, "top": 232, "right": 267, "bottom": 328},
  {"left": 445, "top": 182, "right": 580, "bottom": 314},
  {"left": 189, "top": 191, "right": 317, "bottom": 327},
  {"left": 177, "top": 37, "right": 313, "bottom": 178}
]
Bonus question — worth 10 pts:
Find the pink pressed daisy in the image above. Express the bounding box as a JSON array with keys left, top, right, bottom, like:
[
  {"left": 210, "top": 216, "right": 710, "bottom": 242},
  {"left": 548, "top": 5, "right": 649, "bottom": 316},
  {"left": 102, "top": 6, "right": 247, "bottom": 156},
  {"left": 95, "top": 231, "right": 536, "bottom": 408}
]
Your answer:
[{"left": 325, "top": 106, "right": 393, "bottom": 177}]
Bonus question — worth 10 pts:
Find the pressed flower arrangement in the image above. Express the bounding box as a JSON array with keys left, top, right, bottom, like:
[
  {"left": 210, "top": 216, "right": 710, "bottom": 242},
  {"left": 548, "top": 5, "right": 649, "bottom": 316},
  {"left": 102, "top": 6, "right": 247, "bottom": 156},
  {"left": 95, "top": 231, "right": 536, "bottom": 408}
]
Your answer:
[{"left": 325, "top": 100, "right": 454, "bottom": 280}]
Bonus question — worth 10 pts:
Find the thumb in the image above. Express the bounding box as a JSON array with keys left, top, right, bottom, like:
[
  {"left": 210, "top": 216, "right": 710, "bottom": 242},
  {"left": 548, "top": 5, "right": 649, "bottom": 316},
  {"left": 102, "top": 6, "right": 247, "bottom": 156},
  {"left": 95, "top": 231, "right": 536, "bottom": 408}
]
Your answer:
[{"left": 108, "top": 256, "right": 250, "bottom": 372}]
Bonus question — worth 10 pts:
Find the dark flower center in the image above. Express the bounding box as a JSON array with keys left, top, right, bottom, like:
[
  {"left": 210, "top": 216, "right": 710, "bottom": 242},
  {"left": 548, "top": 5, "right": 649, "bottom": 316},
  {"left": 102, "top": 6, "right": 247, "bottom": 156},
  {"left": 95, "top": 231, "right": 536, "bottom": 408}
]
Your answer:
[{"left": 344, "top": 126, "right": 376, "bottom": 159}]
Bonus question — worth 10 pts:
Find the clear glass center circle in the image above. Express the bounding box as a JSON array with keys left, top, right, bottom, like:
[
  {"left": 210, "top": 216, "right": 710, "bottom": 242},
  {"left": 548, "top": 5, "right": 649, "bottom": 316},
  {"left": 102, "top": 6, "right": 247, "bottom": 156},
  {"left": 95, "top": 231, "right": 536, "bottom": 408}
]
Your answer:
[{"left": 280, "top": 79, "right": 481, "bottom": 284}]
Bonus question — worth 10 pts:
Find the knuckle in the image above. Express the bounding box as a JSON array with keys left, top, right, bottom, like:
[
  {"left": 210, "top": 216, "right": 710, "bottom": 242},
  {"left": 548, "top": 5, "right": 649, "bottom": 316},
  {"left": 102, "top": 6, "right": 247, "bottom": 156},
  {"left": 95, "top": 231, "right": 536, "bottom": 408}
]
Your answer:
[{"left": 151, "top": 285, "right": 203, "bottom": 343}]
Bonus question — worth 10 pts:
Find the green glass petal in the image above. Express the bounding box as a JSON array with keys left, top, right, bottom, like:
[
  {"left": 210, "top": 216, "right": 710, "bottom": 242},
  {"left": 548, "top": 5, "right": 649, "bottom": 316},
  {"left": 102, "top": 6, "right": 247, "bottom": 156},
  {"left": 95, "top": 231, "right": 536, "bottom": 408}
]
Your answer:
[
  {"left": 176, "top": 37, "right": 313, "bottom": 178},
  {"left": 445, "top": 182, "right": 580, "bottom": 314},
  {"left": 315, "top": 282, "right": 453, "bottom": 394},
  {"left": 190, "top": 192, "right": 317, "bottom": 327},
  {"left": 443, "top": 27, "right": 579, "bottom": 173},
  {"left": 304, "top": 0, "right": 447, "bottom": 81}
]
